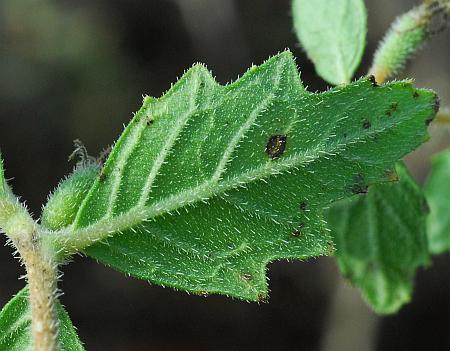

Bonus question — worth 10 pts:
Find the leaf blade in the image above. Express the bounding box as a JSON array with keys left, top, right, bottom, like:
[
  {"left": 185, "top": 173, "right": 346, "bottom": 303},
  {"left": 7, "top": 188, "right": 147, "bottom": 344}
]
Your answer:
[
  {"left": 0, "top": 288, "right": 84, "bottom": 351},
  {"left": 48, "top": 52, "right": 437, "bottom": 301},
  {"left": 325, "top": 163, "right": 430, "bottom": 314},
  {"left": 425, "top": 148, "right": 450, "bottom": 254},
  {"left": 292, "top": 0, "right": 367, "bottom": 85}
]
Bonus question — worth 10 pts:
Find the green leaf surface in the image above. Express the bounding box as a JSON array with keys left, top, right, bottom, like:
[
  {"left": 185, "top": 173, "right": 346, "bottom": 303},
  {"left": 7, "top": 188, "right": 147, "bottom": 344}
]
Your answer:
[
  {"left": 47, "top": 51, "right": 437, "bottom": 301},
  {"left": 292, "top": 0, "right": 367, "bottom": 85},
  {"left": 425, "top": 148, "right": 450, "bottom": 254},
  {"left": 325, "top": 163, "right": 430, "bottom": 314},
  {"left": 0, "top": 287, "right": 84, "bottom": 351}
]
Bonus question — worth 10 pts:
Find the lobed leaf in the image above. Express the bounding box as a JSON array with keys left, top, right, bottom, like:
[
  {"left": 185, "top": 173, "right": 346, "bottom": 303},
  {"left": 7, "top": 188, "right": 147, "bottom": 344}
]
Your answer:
[
  {"left": 292, "top": 0, "right": 367, "bottom": 85},
  {"left": 45, "top": 51, "right": 437, "bottom": 301},
  {"left": 325, "top": 163, "right": 430, "bottom": 314},
  {"left": 425, "top": 148, "right": 450, "bottom": 254},
  {"left": 0, "top": 288, "right": 84, "bottom": 351}
]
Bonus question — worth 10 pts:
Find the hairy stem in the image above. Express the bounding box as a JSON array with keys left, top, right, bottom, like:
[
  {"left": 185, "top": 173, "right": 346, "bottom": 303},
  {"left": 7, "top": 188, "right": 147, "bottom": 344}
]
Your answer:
[
  {"left": 0, "top": 195, "right": 59, "bottom": 351},
  {"left": 369, "top": 1, "right": 449, "bottom": 84},
  {"left": 18, "top": 238, "right": 59, "bottom": 351},
  {"left": 434, "top": 108, "right": 450, "bottom": 126}
]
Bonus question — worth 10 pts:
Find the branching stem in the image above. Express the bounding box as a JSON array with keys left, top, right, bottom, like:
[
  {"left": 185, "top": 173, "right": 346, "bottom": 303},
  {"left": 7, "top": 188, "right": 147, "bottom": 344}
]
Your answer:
[{"left": 0, "top": 196, "right": 59, "bottom": 351}]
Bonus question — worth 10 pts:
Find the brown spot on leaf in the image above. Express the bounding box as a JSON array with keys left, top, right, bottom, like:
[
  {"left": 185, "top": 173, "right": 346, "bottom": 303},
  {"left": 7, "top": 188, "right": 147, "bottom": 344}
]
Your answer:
[
  {"left": 413, "top": 91, "right": 420, "bottom": 99},
  {"left": 362, "top": 119, "right": 371, "bottom": 129},
  {"left": 291, "top": 223, "right": 305, "bottom": 237},
  {"left": 299, "top": 202, "right": 307, "bottom": 211},
  {"left": 99, "top": 169, "right": 107, "bottom": 182},
  {"left": 265, "top": 135, "right": 287, "bottom": 159},
  {"left": 241, "top": 273, "right": 253, "bottom": 282},
  {"left": 351, "top": 174, "right": 368, "bottom": 194},
  {"left": 385, "top": 102, "right": 399, "bottom": 116}
]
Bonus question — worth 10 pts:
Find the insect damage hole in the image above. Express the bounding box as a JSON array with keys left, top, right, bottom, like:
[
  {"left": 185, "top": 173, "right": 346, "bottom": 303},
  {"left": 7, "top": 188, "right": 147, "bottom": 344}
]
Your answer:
[{"left": 265, "top": 134, "right": 287, "bottom": 159}]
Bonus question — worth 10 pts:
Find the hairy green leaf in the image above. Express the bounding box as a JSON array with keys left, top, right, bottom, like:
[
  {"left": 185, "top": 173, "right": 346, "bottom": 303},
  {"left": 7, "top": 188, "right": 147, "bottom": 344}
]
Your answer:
[
  {"left": 292, "top": 0, "right": 367, "bottom": 85},
  {"left": 46, "top": 51, "right": 437, "bottom": 301},
  {"left": 0, "top": 288, "right": 84, "bottom": 351},
  {"left": 425, "top": 148, "right": 450, "bottom": 254},
  {"left": 326, "top": 163, "right": 430, "bottom": 314}
]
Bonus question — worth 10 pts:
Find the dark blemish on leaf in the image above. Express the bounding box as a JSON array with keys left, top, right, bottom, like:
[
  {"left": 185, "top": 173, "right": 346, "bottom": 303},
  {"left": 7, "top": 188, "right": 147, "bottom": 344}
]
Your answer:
[
  {"left": 362, "top": 119, "right": 371, "bottom": 129},
  {"left": 425, "top": 118, "right": 434, "bottom": 126},
  {"left": 291, "top": 229, "right": 301, "bottom": 237},
  {"left": 368, "top": 75, "right": 378, "bottom": 87},
  {"left": 146, "top": 116, "right": 154, "bottom": 126},
  {"left": 421, "top": 198, "right": 430, "bottom": 214},
  {"left": 413, "top": 91, "right": 420, "bottom": 99},
  {"left": 384, "top": 169, "right": 399, "bottom": 181},
  {"left": 241, "top": 273, "right": 253, "bottom": 282},
  {"left": 386, "top": 102, "right": 399, "bottom": 116},
  {"left": 265, "top": 135, "right": 287, "bottom": 159},
  {"left": 291, "top": 223, "right": 305, "bottom": 237},
  {"left": 299, "top": 202, "right": 307, "bottom": 211},
  {"left": 343, "top": 133, "right": 347, "bottom": 138},
  {"left": 99, "top": 169, "right": 107, "bottom": 182},
  {"left": 351, "top": 174, "right": 368, "bottom": 194},
  {"left": 199, "top": 81, "right": 205, "bottom": 89}
]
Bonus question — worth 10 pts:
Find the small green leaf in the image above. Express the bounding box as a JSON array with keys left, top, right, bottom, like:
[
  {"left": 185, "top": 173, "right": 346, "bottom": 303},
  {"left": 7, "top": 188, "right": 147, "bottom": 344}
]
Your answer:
[
  {"left": 326, "top": 163, "right": 430, "bottom": 314},
  {"left": 0, "top": 287, "right": 84, "bottom": 351},
  {"left": 425, "top": 148, "right": 450, "bottom": 254},
  {"left": 292, "top": 0, "right": 367, "bottom": 85},
  {"left": 47, "top": 52, "right": 437, "bottom": 301},
  {"left": 42, "top": 164, "right": 100, "bottom": 230}
]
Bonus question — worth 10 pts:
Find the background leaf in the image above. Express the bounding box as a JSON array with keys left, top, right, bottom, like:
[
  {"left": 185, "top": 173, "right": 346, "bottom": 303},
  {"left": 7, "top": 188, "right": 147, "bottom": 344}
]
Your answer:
[
  {"left": 425, "top": 148, "right": 450, "bottom": 254},
  {"left": 48, "top": 52, "right": 437, "bottom": 301},
  {"left": 292, "top": 0, "right": 367, "bottom": 85},
  {"left": 325, "top": 163, "right": 430, "bottom": 314},
  {"left": 0, "top": 287, "right": 84, "bottom": 351}
]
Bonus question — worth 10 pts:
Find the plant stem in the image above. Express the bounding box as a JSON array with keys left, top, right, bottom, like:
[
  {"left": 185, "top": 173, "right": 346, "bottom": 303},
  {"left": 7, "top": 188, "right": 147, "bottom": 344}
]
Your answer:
[
  {"left": 434, "top": 109, "right": 450, "bottom": 126},
  {"left": 369, "top": 2, "right": 449, "bottom": 83},
  {"left": 0, "top": 196, "right": 59, "bottom": 351},
  {"left": 20, "top": 239, "right": 59, "bottom": 351}
]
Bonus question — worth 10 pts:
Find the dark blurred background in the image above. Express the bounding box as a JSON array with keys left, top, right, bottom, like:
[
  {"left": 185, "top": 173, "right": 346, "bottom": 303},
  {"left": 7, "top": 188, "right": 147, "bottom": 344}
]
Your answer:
[{"left": 0, "top": 1, "right": 449, "bottom": 350}]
